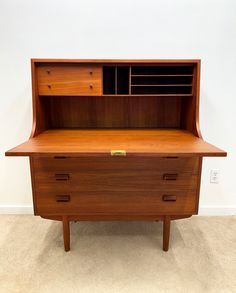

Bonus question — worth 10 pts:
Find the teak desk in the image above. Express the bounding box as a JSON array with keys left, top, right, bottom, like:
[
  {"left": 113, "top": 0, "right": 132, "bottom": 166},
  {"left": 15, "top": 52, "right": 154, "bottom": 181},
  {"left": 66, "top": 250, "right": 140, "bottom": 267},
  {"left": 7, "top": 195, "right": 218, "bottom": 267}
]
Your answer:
[{"left": 6, "top": 59, "right": 226, "bottom": 251}]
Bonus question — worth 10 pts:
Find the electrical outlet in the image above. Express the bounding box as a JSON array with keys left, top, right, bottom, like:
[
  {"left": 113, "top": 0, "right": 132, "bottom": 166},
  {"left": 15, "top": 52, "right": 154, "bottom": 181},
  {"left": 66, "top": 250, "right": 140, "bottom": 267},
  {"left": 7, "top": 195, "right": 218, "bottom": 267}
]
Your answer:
[{"left": 210, "top": 169, "right": 220, "bottom": 184}]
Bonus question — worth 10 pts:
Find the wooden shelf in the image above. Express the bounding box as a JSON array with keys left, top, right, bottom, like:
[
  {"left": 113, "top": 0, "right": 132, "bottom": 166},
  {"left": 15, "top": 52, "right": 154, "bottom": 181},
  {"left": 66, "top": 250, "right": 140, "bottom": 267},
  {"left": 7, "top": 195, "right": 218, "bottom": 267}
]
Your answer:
[{"left": 6, "top": 129, "right": 226, "bottom": 157}]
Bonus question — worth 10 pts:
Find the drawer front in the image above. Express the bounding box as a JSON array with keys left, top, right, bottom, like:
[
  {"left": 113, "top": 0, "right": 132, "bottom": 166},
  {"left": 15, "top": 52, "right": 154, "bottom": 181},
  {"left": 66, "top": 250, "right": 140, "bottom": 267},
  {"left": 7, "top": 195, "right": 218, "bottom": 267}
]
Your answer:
[
  {"left": 34, "top": 171, "right": 198, "bottom": 192},
  {"left": 35, "top": 190, "right": 197, "bottom": 215},
  {"left": 33, "top": 157, "right": 199, "bottom": 174},
  {"left": 33, "top": 157, "right": 199, "bottom": 192},
  {"left": 37, "top": 64, "right": 102, "bottom": 95}
]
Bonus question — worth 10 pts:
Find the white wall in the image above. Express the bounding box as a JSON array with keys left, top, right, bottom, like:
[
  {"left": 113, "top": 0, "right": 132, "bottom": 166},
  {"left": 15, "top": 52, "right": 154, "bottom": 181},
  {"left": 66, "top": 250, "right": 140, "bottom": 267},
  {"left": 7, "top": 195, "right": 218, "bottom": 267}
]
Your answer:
[{"left": 0, "top": 0, "right": 235, "bottom": 215}]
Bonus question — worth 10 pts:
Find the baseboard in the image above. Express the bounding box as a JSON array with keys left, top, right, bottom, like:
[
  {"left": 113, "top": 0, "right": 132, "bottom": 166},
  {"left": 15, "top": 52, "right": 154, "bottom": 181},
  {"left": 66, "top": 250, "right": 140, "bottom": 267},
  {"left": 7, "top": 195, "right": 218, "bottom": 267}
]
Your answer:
[
  {"left": 199, "top": 206, "right": 236, "bottom": 216},
  {"left": 0, "top": 205, "right": 33, "bottom": 214},
  {"left": 0, "top": 205, "right": 235, "bottom": 216}
]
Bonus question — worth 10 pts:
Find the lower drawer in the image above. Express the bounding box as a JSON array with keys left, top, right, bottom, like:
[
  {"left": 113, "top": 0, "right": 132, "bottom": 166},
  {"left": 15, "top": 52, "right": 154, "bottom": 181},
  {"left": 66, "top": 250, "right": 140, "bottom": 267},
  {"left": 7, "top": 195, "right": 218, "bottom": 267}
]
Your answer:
[{"left": 35, "top": 190, "right": 198, "bottom": 215}]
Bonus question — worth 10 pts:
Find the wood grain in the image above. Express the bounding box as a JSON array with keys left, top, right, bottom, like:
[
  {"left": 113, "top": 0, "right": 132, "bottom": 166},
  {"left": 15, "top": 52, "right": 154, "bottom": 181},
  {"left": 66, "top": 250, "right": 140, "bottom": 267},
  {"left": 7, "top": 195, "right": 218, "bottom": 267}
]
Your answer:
[
  {"left": 5, "top": 129, "right": 227, "bottom": 157},
  {"left": 163, "top": 216, "right": 171, "bottom": 251},
  {"left": 32, "top": 59, "right": 201, "bottom": 64},
  {"left": 33, "top": 157, "right": 199, "bottom": 173},
  {"left": 35, "top": 190, "right": 198, "bottom": 215},
  {"left": 40, "top": 214, "right": 192, "bottom": 221},
  {"left": 46, "top": 96, "right": 182, "bottom": 128},
  {"left": 37, "top": 64, "right": 102, "bottom": 96},
  {"left": 62, "top": 216, "right": 70, "bottom": 251},
  {"left": 34, "top": 171, "right": 198, "bottom": 192}
]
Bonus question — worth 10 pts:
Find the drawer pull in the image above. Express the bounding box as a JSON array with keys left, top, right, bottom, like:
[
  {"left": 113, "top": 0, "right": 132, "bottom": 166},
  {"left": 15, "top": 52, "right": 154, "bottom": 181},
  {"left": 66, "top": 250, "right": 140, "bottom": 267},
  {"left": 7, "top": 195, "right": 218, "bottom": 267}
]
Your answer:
[
  {"left": 56, "top": 195, "right": 70, "bottom": 203},
  {"left": 163, "top": 173, "right": 178, "bottom": 180},
  {"left": 47, "top": 84, "right": 52, "bottom": 89},
  {"left": 163, "top": 156, "right": 179, "bottom": 159},
  {"left": 54, "top": 156, "right": 68, "bottom": 159},
  {"left": 89, "top": 84, "right": 93, "bottom": 89},
  {"left": 89, "top": 71, "right": 93, "bottom": 75},
  {"left": 162, "top": 195, "right": 177, "bottom": 202},
  {"left": 55, "top": 173, "right": 70, "bottom": 181},
  {"left": 46, "top": 70, "right": 51, "bottom": 74}
]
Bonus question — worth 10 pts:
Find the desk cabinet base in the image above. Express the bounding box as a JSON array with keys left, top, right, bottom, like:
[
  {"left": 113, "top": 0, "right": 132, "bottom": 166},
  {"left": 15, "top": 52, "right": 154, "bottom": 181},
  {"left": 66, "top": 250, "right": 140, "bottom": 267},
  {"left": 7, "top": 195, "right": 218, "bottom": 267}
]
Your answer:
[{"left": 31, "top": 156, "right": 200, "bottom": 251}]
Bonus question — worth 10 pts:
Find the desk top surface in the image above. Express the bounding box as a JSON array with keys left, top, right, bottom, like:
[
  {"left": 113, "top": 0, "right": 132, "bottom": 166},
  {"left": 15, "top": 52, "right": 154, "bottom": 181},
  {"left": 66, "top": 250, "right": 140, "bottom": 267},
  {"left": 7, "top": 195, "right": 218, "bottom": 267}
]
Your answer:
[{"left": 6, "top": 129, "right": 226, "bottom": 157}]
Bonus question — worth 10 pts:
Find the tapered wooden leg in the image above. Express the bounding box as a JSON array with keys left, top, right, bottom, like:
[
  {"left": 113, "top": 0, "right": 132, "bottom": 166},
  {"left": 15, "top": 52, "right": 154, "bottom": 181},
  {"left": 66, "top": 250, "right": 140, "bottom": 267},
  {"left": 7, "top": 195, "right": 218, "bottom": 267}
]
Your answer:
[
  {"left": 163, "top": 216, "right": 171, "bottom": 251},
  {"left": 62, "top": 216, "right": 70, "bottom": 252}
]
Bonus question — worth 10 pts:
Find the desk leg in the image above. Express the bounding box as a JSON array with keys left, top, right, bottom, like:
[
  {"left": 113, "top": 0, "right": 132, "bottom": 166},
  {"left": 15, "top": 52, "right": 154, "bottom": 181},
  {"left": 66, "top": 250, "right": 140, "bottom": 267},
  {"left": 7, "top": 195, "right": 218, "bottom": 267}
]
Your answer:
[
  {"left": 62, "top": 216, "right": 70, "bottom": 252},
  {"left": 163, "top": 216, "right": 171, "bottom": 251}
]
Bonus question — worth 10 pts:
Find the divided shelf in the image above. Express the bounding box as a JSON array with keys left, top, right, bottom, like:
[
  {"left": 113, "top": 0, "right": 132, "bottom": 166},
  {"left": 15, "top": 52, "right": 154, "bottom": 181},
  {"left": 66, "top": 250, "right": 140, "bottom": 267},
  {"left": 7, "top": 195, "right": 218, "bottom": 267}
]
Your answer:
[{"left": 103, "top": 65, "right": 194, "bottom": 95}]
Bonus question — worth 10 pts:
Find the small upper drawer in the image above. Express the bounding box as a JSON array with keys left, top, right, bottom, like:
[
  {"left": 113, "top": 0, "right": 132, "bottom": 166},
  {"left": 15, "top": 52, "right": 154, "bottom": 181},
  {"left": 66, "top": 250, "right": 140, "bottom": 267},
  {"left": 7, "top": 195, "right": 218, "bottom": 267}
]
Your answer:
[{"left": 37, "top": 64, "right": 102, "bottom": 96}]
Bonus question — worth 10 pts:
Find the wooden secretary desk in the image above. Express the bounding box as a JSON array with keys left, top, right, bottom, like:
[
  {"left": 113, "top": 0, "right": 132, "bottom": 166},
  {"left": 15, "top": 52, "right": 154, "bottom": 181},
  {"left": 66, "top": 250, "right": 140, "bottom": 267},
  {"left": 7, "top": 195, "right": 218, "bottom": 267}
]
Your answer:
[{"left": 6, "top": 59, "right": 226, "bottom": 252}]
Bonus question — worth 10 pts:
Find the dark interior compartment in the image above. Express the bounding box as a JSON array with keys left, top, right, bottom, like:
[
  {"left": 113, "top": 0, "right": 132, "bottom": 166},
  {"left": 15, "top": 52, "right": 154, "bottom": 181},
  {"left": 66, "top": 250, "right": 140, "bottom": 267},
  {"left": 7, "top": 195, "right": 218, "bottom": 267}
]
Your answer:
[
  {"left": 131, "top": 75, "right": 192, "bottom": 85},
  {"left": 41, "top": 95, "right": 187, "bottom": 129},
  {"left": 131, "top": 86, "right": 192, "bottom": 95},
  {"left": 117, "top": 66, "right": 129, "bottom": 94},
  {"left": 103, "top": 66, "right": 116, "bottom": 94},
  {"left": 131, "top": 65, "right": 194, "bottom": 75}
]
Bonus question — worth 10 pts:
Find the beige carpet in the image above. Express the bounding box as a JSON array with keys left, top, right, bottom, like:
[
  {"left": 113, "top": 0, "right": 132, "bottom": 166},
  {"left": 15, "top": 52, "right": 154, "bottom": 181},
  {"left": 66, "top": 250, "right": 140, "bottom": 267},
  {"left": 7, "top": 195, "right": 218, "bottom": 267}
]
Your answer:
[{"left": 0, "top": 215, "right": 235, "bottom": 293}]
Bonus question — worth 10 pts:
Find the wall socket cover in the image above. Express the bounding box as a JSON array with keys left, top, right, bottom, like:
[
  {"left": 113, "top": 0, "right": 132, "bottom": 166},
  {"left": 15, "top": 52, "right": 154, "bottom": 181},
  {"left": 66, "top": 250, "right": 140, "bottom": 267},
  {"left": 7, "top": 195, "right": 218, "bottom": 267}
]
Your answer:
[{"left": 210, "top": 169, "right": 220, "bottom": 184}]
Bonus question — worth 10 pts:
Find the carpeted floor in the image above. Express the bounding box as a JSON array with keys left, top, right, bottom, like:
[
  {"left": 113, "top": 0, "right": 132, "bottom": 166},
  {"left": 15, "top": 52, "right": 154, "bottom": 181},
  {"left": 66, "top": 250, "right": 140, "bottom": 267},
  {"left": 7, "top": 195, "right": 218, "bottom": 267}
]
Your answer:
[{"left": 0, "top": 215, "right": 235, "bottom": 293}]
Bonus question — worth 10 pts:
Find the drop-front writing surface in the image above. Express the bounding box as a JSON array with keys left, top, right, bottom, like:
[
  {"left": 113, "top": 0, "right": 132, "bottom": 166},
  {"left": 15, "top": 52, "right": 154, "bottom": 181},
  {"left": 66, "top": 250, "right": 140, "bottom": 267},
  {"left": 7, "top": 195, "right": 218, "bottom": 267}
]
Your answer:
[{"left": 6, "top": 59, "right": 226, "bottom": 252}]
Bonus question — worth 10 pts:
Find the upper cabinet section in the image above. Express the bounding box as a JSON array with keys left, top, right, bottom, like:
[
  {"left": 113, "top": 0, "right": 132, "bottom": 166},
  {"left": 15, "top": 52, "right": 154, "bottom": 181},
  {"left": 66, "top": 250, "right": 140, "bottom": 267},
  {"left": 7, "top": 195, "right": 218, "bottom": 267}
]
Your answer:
[
  {"left": 37, "top": 64, "right": 102, "bottom": 96},
  {"left": 35, "top": 61, "right": 197, "bottom": 97}
]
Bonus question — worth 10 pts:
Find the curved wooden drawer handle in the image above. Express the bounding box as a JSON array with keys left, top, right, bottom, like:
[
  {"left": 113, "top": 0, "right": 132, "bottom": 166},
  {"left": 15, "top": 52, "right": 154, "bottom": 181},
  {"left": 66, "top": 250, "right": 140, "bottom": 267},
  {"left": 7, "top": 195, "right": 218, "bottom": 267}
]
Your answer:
[
  {"left": 162, "top": 195, "right": 177, "bottom": 202},
  {"left": 56, "top": 195, "right": 70, "bottom": 203},
  {"left": 163, "top": 173, "right": 178, "bottom": 180},
  {"left": 55, "top": 173, "right": 70, "bottom": 181}
]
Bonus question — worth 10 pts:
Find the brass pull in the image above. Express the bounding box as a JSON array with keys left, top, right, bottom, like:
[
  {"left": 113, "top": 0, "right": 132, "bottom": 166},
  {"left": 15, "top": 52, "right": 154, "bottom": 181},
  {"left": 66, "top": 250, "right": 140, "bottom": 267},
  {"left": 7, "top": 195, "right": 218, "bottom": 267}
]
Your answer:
[
  {"left": 163, "top": 173, "right": 178, "bottom": 180},
  {"left": 111, "top": 150, "right": 126, "bottom": 156},
  {"left": 56, "top": 195, "right": 70, "bottom": 203},
  {"left": 89, "top": 84, "right": 93, "bottom": 89},
  {"left": 162, "top": 195, "right": 177, "bottom": 202},
  {"left": 55, "top": 173, "right": 70, "bottom": 181}
]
